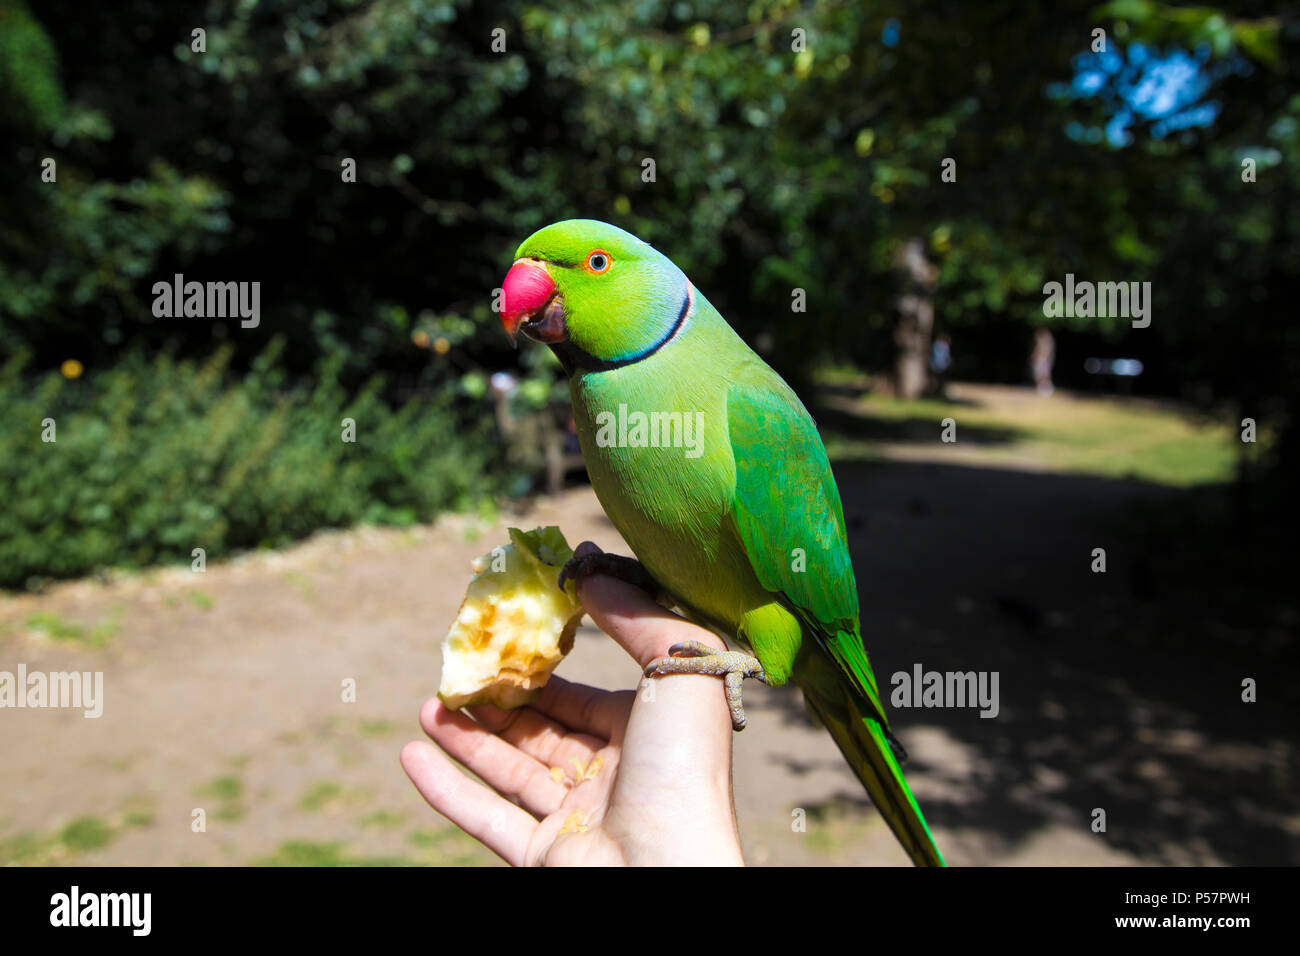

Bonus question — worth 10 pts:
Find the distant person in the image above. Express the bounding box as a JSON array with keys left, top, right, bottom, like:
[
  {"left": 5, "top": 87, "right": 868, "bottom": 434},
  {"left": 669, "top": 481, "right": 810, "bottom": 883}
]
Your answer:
[
  {"left": 1030, "top": 328, "right": 1055, "bottom": 396},
  {"left": 929, "top": 333, "right": 952, "bottom": 396}
]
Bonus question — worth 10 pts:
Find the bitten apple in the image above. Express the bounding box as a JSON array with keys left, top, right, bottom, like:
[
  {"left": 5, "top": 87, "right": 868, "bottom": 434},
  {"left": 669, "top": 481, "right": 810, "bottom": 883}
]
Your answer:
[{"left": 438, "top": 526, "right": 583, "bottom": 710}]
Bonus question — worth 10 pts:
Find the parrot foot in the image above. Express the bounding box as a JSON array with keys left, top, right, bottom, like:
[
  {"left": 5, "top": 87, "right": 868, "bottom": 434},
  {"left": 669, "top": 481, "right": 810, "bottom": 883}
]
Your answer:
[
  {"left": 644, "top": 641, "right": 768, "bottom": 731},
  {"left": 558, "top": 541, "right": 663, "bottom": 600}
]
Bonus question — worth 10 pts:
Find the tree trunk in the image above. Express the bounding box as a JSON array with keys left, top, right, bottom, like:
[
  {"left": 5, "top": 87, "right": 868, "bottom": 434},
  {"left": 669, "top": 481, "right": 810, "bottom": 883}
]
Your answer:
[{"left": 892, "top": 237, "right": 939, "bottom": 399}]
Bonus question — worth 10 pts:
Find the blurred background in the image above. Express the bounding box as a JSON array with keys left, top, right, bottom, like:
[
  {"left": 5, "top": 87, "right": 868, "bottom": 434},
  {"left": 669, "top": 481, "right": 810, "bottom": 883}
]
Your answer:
[{"left": 0, "top": 0, "right": 1296, "bottom": 866}]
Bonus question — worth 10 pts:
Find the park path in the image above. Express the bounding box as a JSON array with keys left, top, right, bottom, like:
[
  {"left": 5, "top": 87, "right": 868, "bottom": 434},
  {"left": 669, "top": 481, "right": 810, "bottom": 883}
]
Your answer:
[{"left": 2, "top": 384, "right": 1293, "bottom": 866}]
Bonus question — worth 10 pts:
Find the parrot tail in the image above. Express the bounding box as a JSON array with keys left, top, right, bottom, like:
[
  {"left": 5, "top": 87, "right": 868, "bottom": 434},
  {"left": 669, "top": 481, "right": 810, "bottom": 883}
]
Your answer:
[{"left": 802, "top": 687, "right": 946, "bottom": 867}]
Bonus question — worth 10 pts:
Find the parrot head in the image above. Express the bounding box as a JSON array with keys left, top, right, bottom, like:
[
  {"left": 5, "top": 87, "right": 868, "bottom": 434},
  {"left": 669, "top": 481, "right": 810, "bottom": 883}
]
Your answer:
[{"left": 500, "top": 219, "right": 691, "bottom": 370}]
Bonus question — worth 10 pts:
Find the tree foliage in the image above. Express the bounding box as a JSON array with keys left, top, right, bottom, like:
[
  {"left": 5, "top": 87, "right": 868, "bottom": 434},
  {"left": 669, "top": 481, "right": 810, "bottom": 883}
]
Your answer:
[{"left": 2, "top": 0, "right": 1296, "bottom": 487}]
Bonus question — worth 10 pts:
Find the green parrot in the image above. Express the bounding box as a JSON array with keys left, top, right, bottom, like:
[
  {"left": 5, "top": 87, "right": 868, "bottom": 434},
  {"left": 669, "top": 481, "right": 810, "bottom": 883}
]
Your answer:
[{"left": 499, "top": 219, "right": 944, "bottom": 867}]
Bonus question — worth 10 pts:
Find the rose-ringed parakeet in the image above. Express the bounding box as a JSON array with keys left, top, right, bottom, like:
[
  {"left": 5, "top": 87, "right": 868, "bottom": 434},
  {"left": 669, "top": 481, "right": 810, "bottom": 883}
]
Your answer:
[{"left": 499, "top": 219, "right": 944, "bottom": 867}]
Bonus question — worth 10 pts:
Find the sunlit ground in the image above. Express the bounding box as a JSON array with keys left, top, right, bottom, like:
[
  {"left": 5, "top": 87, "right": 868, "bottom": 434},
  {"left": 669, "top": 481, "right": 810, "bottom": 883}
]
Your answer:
[{"left": 818, "top": 375, "right": 1243, "bottom": 487}]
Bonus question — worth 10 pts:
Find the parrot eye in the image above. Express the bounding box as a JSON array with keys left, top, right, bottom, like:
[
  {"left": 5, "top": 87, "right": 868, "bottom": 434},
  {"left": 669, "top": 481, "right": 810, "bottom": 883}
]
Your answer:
[{"left": 585, "top": 250, "right": 611, "bottom": 274}]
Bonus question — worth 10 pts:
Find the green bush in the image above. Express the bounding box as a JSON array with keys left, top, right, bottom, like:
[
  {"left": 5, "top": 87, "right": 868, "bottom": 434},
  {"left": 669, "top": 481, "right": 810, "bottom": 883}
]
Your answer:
[{"left": 0, "top": 342, "right": 498, "bottom": 588}]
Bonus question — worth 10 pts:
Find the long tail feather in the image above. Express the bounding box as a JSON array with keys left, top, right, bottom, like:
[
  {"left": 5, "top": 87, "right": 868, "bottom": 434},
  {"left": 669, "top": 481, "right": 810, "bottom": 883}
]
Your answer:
[{"left": 802, "top": 686, "right": 945, "bottom": 867}]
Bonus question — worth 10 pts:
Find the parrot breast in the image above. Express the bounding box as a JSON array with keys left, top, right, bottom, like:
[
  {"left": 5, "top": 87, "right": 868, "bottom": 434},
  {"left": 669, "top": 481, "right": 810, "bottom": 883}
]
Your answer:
[{"left": 566, "top": 306, "right": 772, "bottom": 639}]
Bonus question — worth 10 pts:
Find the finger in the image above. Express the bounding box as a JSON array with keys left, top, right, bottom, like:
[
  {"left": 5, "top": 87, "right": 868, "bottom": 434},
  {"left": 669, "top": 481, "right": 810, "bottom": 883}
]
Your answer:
[
  {"left": 400, "top": 740, "right": 534, "bottom": 866},
  {"left": 577, "top": 574, "right": 726, "bottom": 668},
  {"left": 420, "top": 698, "right": 569, "bottom": 817},
  {"left": 464, "top": 694, "right": 607, "bottom": 770},
  {"left": 575, "top": 577, "right": 739, "bottom": 851},
  {"left": 531, "top": 675, "right": 634, "bottom": 740}
]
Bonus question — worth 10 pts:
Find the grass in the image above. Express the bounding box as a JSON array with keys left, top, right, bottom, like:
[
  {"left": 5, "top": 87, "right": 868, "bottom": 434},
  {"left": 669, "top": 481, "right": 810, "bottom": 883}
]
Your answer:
[
  {"left": 298, "top": 781, "right": 371, "bottom": 813},
  {"left": 253, "top": 840, "right": 413, "bottom": 867},
  {"left": 0, "top": 814, "right": 119, "bottom": 864},
  {"left": 253, "top": 829, "right": 495, "bottom": 866},
  {"left": 283, "top": 571, "right": 315, "bottom": 599},
  {"left": 819, "top": 381, "right": 1243, "bottom": 487},
  {"left": 359, "top": 809, "right": 407, "bottom": 829},
  {"left": 406, "top": 827, "right": 497, "bottom": 866},
  {"left": 23, "top": 605, "right": 123, "bottom": 647},
  {"left": 24, "top": 611, "right": 83, "bottom": 642},
  {"left": 197, "top": 775, "right": 243, "bottom": 802},
  {"left": 58, "top": 816, "right": 114, "bottom": 853},
  {"left": 196, "top": 774, "right": 246, "bottom": 822},
  {"left": 298, "top": 782, "right": 344, "bottom": 812},
  {"left": 187, "top": 590, "right": 215, "bottom": 611}
]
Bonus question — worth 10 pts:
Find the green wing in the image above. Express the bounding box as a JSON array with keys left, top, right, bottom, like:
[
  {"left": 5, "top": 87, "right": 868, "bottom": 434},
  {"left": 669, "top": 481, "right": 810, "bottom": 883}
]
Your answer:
[
  {"left": 724, "top": 381, "right": 888, "bottom": 726},
  {"left": 726, "top": 380, "right": 945, "bottom": 866}
]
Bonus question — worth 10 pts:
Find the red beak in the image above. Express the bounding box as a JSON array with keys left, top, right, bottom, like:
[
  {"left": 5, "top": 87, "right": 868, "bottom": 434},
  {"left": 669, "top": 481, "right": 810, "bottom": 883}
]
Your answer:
[{"left": 501, "top": 259, "right": 557, "bottom": 345}]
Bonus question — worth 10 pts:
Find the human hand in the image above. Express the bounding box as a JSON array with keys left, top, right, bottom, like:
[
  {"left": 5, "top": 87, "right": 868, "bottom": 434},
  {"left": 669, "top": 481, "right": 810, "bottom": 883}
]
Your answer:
[{"left": 401, "top": 573, "right": 745, "bottom": 866}]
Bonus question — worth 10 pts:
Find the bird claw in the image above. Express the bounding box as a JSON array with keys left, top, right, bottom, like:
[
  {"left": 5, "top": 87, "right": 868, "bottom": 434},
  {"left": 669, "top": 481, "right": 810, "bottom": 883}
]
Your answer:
[
  {"left": 557, "top": 541, "right": 663, "bottom": 599},
  {"left": 644, "top": 643, "right": 768, "bottom": 731}
]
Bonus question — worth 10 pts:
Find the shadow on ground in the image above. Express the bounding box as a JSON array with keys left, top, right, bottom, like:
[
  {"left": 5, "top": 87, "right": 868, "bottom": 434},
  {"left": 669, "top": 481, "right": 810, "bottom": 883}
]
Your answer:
[{"left": 768, "top": 456, "right": 1299, "bottom": 865}]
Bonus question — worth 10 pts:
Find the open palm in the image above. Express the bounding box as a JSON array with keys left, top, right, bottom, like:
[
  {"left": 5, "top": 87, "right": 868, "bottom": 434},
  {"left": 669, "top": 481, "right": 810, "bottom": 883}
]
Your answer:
[{"left": 402, "top": 574, "right": 745, "bottom": 866}]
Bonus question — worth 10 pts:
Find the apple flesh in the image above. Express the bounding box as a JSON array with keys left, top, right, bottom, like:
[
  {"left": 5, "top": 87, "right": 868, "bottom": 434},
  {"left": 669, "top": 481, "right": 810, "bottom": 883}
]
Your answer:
[{"left": 438, "top": 526, "right": 584, "bottom": 711}]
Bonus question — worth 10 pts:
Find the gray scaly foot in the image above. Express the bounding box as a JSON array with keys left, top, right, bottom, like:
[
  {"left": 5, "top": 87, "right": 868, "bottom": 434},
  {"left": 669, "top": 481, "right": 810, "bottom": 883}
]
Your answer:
[{"left": 644, "top": 640, "right": 768, "bottom": 731}]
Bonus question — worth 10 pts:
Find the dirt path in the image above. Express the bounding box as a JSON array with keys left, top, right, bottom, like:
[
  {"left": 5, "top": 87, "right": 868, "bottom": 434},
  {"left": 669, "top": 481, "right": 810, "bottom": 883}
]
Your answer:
[{"left": 2, "top": 384, "right": 1295, "bottom": 866}]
